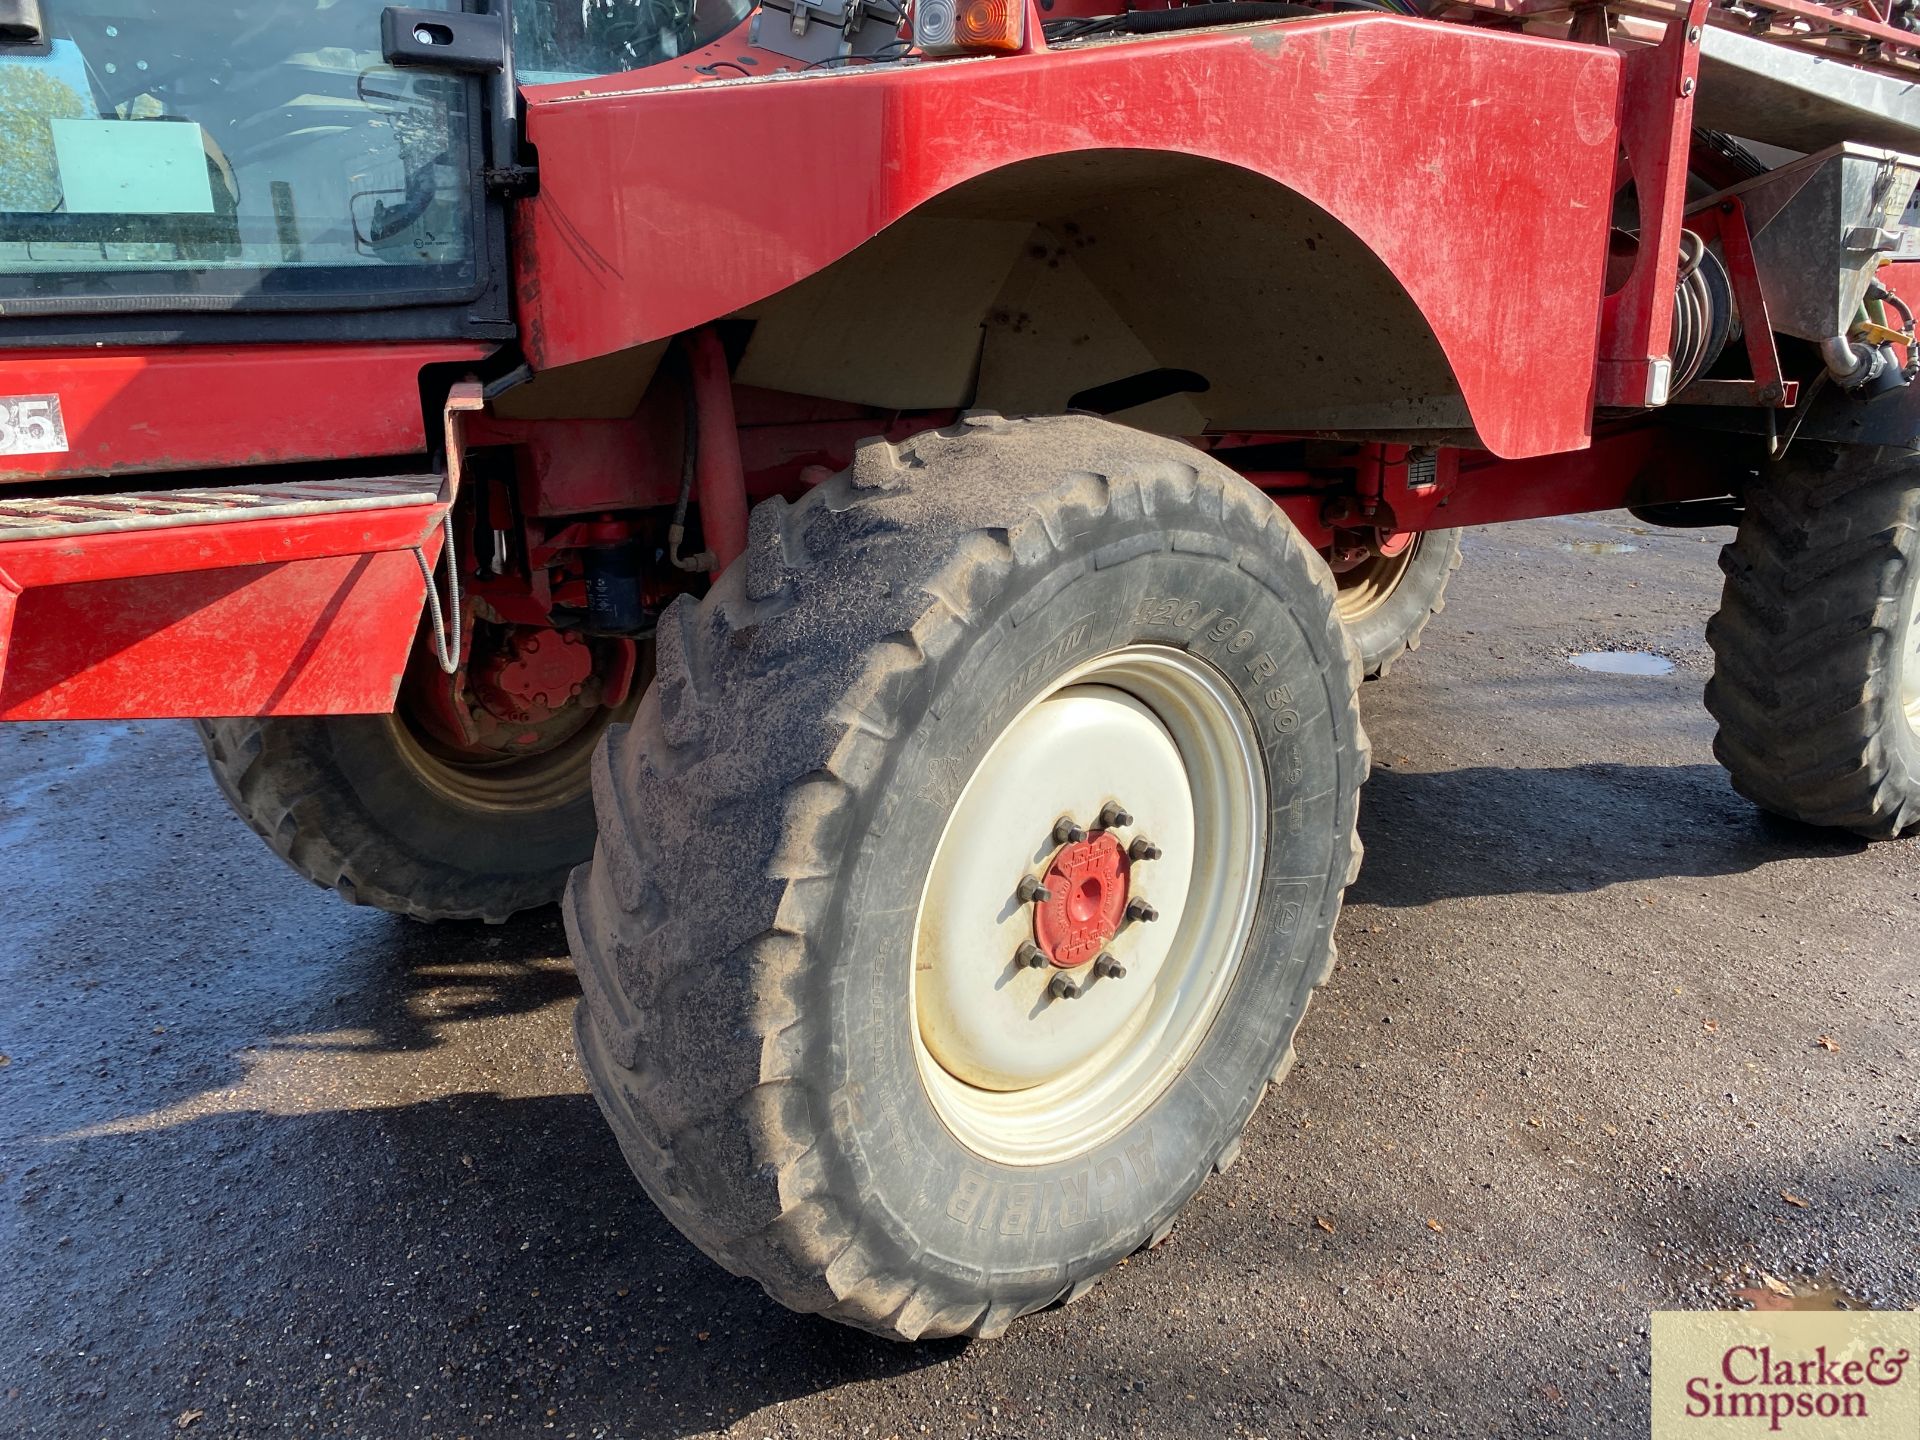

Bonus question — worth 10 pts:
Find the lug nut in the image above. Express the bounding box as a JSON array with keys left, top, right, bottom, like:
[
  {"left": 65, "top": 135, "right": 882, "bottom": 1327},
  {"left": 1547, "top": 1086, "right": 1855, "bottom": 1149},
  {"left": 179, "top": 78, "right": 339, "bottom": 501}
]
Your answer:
[
  {"left": 1052, "top": 815, "right": 1088, "bottom": 845},
  {"left": 1016, "top": 875, "right": 1053, "bottom": 904},
  {"left": 1048, "top": 972, "right": 1084, "bottom": 1001},
  {"left": 1098, "top": 801, "right": 1133, "bottom": 829},
  {"left": 1126, "top": 898, "right": 1159, "bottom": 924},
  {"left": 1015, "top": 941, "right": 1048, "bottom": 970},
  {"left": 1128, "top": 835, "right": 1162, "bottom": 862},
  {"left": 1093, "top": 953, "right": 1127, "bottom": 979}
]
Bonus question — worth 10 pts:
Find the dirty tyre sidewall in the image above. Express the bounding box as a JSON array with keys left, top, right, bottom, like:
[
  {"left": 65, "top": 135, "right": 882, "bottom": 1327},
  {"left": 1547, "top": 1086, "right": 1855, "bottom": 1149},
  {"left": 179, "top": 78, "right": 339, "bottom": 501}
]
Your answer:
[{"left": 829, "top": 547, "right": 1347, "bottom": 1307}]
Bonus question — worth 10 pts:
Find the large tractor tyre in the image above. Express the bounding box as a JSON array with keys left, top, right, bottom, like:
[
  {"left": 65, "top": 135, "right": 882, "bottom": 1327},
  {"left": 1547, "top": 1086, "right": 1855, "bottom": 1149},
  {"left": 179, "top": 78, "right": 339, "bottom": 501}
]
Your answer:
[
  {"left": 198, "top": 654, "right": 630, "bottom": 923},
  {"left": 566, "top": 413, "right": 1369, "bottom": 1341},
  {"left": 1333, "top": 528, "right": 1463, "bottom": 679},
  {"left": 1706, "top": 443, "right": 1920, "bottom": 839}
]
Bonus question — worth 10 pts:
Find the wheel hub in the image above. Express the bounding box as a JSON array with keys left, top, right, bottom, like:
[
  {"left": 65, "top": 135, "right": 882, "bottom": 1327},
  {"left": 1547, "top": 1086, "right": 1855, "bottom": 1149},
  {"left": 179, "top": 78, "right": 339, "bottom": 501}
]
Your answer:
[
  {"left": 914, "top": 683, "right": 1193, "bottom": 1095},
  {"left": 393, "top": 621, "right": 638, "bottom": 809},
  {"left": 410, "top": 624, "right": 616, "bottom": 762},
  {"left": 1334, "top": 532, "right": 1422, "bottom": 621},
  {"left": 472, "top": 627, "right": 597, "bottom": 742},
  {"left": 1033, "top": 831, "right": 1130, "bottom": 968}
]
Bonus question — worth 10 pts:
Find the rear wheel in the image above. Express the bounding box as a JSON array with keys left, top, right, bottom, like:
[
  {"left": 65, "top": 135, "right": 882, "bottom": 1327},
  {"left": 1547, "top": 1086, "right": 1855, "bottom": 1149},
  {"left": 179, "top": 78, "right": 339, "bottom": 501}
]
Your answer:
[
  {"left": 1333, "top": 528, "right": 1462, "bottom": 679},
  {"left": 199, "top": 622, "right": 639, "bottom": 922},
  {"left": 566, "top": 414, "right": 1368, "bottom": 1340},
  {"left": 1706, "top": 443, "right": 1920, "bottom": 838}
]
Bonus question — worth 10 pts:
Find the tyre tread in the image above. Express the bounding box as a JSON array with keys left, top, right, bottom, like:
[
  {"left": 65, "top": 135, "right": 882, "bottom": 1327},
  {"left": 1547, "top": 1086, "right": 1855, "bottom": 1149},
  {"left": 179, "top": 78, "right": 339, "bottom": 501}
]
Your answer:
[
  {"left": 1705, "top": 444, "right": 1920, "bottom": 840},
  {"left": 197, "top": 717, "right": 583, "bottom": 923},
  {"left": 1351, "top": 529, "right": 1463, "bottom": 680}
]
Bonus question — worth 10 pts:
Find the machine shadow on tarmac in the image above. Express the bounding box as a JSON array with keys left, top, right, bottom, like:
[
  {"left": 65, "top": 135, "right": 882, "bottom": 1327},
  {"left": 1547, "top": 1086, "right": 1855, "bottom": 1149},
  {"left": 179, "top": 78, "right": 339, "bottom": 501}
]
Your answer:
[{"left": 1354, "top": 761, "right": 1867, "bottom": 909}]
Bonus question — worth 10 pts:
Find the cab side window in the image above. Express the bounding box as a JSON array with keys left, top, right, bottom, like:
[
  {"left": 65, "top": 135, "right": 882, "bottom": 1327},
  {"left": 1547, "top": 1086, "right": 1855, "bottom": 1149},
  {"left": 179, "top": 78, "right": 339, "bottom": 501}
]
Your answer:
[{"left": 513, "top": 0, "right": 750, "bottom": 82}]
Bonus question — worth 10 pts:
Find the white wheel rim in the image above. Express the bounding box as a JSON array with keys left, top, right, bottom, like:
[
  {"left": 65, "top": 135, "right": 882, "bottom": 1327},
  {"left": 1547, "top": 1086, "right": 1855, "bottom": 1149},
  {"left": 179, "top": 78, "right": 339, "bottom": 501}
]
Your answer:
[
  {"left": 911, "top": 646, "right": 1266, "bottom": 1166},
  {"left": 1903, "top": 576, "right": 1920, "bottom": 737}
]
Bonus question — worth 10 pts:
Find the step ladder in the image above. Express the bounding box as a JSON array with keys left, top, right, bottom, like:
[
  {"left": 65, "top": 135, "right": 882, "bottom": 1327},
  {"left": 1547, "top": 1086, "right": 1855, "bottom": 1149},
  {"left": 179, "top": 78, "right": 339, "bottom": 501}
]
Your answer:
[{"left": 0, "top": 474, "right": 448, "bottom": 721}]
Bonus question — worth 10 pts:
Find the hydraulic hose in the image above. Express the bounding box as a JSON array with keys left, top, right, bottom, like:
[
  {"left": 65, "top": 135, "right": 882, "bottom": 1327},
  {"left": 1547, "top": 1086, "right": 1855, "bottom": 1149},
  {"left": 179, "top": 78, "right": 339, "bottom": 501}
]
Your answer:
[{"left": 667, "top": 341, "right": 707, "bottom": 572}]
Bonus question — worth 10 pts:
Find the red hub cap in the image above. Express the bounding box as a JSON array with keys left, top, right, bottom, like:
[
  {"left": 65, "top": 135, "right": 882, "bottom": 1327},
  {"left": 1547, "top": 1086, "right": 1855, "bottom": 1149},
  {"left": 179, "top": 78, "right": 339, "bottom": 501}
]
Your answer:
[
  {"left": 1374, "top": 529, "right": 1415, "bottom": 558},
  {"left": 404, "top": 621, "right": 628, "bottom": 763},
  {"left": 472, "top": 628, "right": 596, "bottom": 742},
  {"left": 1032, "top": 832, "right": 1131, "bottom": 968}
]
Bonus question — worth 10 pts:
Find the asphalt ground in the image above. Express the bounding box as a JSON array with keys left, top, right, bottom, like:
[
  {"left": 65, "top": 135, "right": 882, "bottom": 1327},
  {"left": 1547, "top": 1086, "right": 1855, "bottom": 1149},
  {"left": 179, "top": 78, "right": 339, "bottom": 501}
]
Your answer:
[{"left": 1, "top": 511, "right": 1915, "bottom": 1439}]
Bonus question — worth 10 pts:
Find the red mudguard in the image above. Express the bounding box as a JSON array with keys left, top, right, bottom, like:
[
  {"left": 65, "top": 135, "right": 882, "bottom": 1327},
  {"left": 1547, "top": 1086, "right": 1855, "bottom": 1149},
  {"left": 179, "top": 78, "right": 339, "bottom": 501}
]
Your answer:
[{"left": 517, "top": 14, "right": 1622, "bottom": 459}]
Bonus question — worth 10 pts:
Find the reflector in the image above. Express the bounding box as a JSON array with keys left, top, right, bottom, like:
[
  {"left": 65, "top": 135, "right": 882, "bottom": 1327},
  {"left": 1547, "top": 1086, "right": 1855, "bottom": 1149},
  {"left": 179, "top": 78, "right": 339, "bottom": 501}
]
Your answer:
[
  {"left": 913, "top": 0, "right": 1021, "bottom": 53},
  {"left": 913, "top": 0, "right": 957, "bottom": 48}
]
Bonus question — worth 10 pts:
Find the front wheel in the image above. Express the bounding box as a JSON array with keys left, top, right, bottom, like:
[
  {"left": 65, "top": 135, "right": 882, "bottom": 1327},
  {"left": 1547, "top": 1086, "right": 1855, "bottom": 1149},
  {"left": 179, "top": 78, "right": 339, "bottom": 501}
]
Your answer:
[
  {"left": 566, "top": 414, "right": 1368, "bottom": 1340},
  {"left": 200, "top": 623, "right": 639, "bottom": 922},
  {"left": 1333, "top": 528, "right": 1462, "bottom": 679}
]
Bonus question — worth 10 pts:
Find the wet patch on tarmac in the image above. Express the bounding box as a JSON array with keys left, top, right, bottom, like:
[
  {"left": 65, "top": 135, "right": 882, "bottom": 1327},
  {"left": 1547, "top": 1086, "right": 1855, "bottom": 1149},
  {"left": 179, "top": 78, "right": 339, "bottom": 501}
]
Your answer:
[
  {"left": 1569, "top": 650, "right": 1679, "bottom": 676},
  {"left": 1730, "top": 1273, "right": 1876, "bottom": 1312}
]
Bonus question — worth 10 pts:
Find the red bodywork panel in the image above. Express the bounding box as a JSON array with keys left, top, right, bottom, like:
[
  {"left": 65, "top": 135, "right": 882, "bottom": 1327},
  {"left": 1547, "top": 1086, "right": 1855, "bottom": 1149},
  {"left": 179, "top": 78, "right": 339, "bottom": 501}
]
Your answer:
[
  {"left": 0, "top": 500, "right": 444, "bottom": 721},
  {"left": 0, "top": 343, "right": 490, "bottom": 484},
  {"left": 517, "top": 15, "right": 1622, "bottom": 459},
  {"left": 0, "top": 344, "right": 485, "bottom": 717}
]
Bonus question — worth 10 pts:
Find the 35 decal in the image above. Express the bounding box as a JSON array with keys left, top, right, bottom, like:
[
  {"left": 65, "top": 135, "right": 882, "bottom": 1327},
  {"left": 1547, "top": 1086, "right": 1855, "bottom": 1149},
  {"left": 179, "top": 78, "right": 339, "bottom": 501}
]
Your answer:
[{"left": 0, "top": 395, "right": 68, "bottom": 457}]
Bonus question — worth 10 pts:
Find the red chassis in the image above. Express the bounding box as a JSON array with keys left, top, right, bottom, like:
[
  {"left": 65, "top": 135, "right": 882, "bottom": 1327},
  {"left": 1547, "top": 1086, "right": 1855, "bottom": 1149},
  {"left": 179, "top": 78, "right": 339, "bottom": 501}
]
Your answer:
[{"left": 0, "top": 7, "right": 1888, "bottom": 720}]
